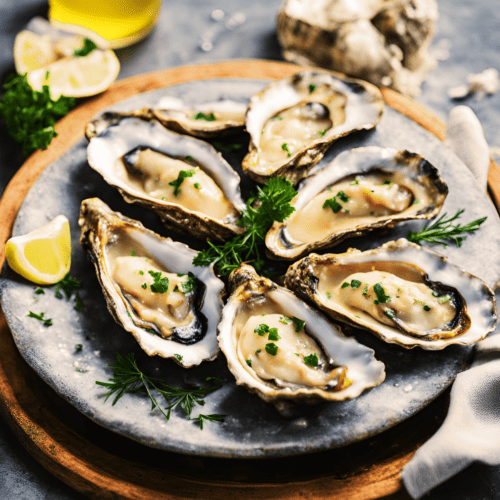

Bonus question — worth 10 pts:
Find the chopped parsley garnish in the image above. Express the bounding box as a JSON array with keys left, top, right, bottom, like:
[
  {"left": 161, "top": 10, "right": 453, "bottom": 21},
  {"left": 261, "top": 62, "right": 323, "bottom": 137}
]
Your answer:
[
  {"left": 192, "top": 177, "right": 297, "bottom": 276},
  {"left": 326, "top": 291, "right": 332, "bottom": 299},
  {"left": 131, "top": 250, "right": 136, "bottom": 256},
  {"left": 383, "top": 180, "right": 392, "bottom": 188},
  {"left": 432, "top": 291, "right": 439, "bottom": 297},
  {"left": 35, "top": 287, "right": 45, "bottom": 295},
  {"left": 138, "top": 270, "right": 144, "bottom": 275},
  {"left": 0, "top": 73, "right": 76, "bottom": 155},
  {"left": 406, "top": 209, "right": 487, "bottom": 248},
  {"left": 54, "top": 273, "right": 84, "bottom": 311},
  {"left": 318, "top": 129, "right": 327, "bottom": 136},
  {"left": 255, "top": 324, "right": 270, "bottom": 336},
  {"left": 373, "top": 283, "right": 390, "bottom": 304},
  {"left": 256, "top": 349, "right": 262, "bottom": 354},
  {"left": 179, "top": 272, "right": 197, "bottom": 294},
  {"left": 384, "top": 309, "right": 395, "bottom": 319},
  {"left": 308, "top": 83, "right": 317, "bottom": 93},
  {"left": 423, "top": 305, "right": 431, "bottom": 311},
  {"left": 246, "top": 359, "right": 252, "bottom": 366},
  {"left": 148, "top": 270, "right": 169, "bottom": 293},
  {"left": 281, "top": 142, "right": 292, "bottom": 157},
  {"left": 351, "top": 280, "right": 362, "bottom": 289},
  {"left": 193, "top": 111, "right": 216, "bottom": 121},
  {"left": 363, "top": 284, "right": 369, "bottom": 296},
  {"left": 75, "top": 367, "right": 88, "bottom": 373},
  {"left": 212, "top": 142, "right": 244, "bottom": 152},
  {"left": 73, "top": 37, "right": 98, "bottom": 57},
  {"left": 279, "top": 316, "right": 291, "bottom": 324},
  {"left": 265, "top": 342, "right": 278, "bottom": 356},
  {"left": 194, "top": 182, "right": 201, "bottom": 189},
  {"left": 75, "top": 344, "right": 83, "bottom": 352},
  {"left": 96, "top": 353, "right": 224, "bottom": 428},
  {"left": 323, "top": 196, "right": 342, "bottom": 213},
  {"left": 413, "top": 200, "right": 420, "bottom": 205},
  {"left": 168, "top": 169, "right": 196, "bottom": 196},
  {"left": 438, "top": 296, "right": 451, "bottom": 303},
  {"left": 337, "top": 190, "right": 349, "bottom": 203},
  {"left": 341, "top": 282, "right": 350, "bottom": 289},
  {"left": 144, "top": 328, "right": 157, "bottom": 335},
  {"left": 141, "top": 283, "right": 147, "bottom": 289},
  {"left": 350, "top": 178, "right": 360, "bottom": 185},
  {"left": 174, "top": 354, "right": 183, "bottom": 364},
  {"left": 185, "top": 156, "right": 194, "bottom": 161},
  {"left": 28, "top": 311, "right": 52, "bottom": 326},
  {"left": 304, "top": 353, "right": 319, "bottom": 368},
  {"left": 267, "top": 328, "right": 281, "bottom": 341},
  {"left": 291, "top": 317, "right": 305, "bottom": 332}
]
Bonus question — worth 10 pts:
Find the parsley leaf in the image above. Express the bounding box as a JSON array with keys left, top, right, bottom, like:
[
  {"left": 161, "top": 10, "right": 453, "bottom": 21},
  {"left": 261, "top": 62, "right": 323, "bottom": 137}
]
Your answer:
[
  {"left": 304, "top": 353, "right": 319, "bottom": 368},
  {"left": 291, "top": 317, "right": 305, "bottom": 332},
  {"left": 179, "top": 272, "right": 197, "bottom": 294},
  {"left": 73, "top": 38, "right": 98, "bottom": 57},
  {"left": 28, "top": 311, "right": 52, "bottom": 326},
  {"left": 323, "top": 196, "right": 342, "bottom": 213},
  {"left": 193, "top": 111, "right": 216, "bottom": 121},
  {"left": 54, "top": 274, "right": 84, "bottom": 311},
  {"left": 148, "top": 270, "right": 169, "bottom": 293},
  {"left": 192, "top": 177, "right": 297, "bottom": 276},
  {"left": 373, "top": 283, "right": 390, "bottom": 304},
  {"left": 0, "top": 73, "right": 76, "bottom": 155},
  {"left": 168, "top": 169, "right": 196, "bottom": 196}
]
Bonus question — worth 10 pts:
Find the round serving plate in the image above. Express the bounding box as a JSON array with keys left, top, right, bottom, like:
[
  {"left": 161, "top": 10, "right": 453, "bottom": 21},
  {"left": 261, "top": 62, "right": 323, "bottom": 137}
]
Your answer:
[{"left": 0, "top": 60, "right": 499, "bottom": 499}]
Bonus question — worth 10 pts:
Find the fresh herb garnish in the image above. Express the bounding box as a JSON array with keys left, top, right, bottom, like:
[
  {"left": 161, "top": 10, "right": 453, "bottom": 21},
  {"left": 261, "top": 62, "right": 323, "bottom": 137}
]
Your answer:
[
  {"left": 384, "top": 309, "right": 395, "bottom": 319},
  {"left": 291, "top": 317, "right": 305, "bottom": 332},
  {"left": 304, "top": 353, "right": 319, "bottom": 367},
  {"left": 0, "top": 73, "right": 76, "bottom": 155},
  {"left": 350, "top": 178, "right": 359, "bottom": 185},
  {"left": 406, "top": 209, "right": 487, "bottom": 248},
  {"left": 192, "top": 177, "right": 297, "bottom": 276},
  {"left": 318, "top": 129, "right": 327, "bottom": 136},
  {"left": 141, "top": 283, "right": 147, "bottom": 289},
  {"left": 423, "top": 305, "right": 431, "bottom": 311},
  {"left": 75, "top": 367, "right": 89, "bottom": 373},
  {"left": 337, "top": 191, "right": 349, "bottom": 203},
  {"left": 265, "top": 343, "right": 278, "bottom": 356},
  {"left": 194, "top": 182, "right": 201, "bottom": 189},
  {"left": 185, "top": 155, "right": 194, "bottom": 161},
  {"left": 255, "top": 324, "right": 270, "bottom": 336},
  {"left": 148, "top": 270, "right": 169, "bottom": 293},
  {"left": 373, "top": 283, "right": 390, "bottom": 304},
  {"left": 267, "top": 328, "right": 281, "bottom": 341},
  {"left": 212, "top": 142, "right": 244, "bottom": 152},
  {"left": 174, "top": 354, "right": 183, "bottom": 364},
  {"left": 246, "top": 358, "right": 252, "bottom": 366},
  {"left": 363, "top": 284, "right": 369, "bottom": 296},
  {"left": 323, "top": 196, "right": 342, "bottom": 213},
  {"left": 439, "top": 296, "right": 451, "bottom": 303},
  {"left": 179, "top": 272, "right": 197, "bottom": 294},
  {"left": 168, "top": 169, "right": 196, "bottom": 196},
  {"left": 191, "top": 413, "right": 225, "bottom": 430},
  {"left": 28, "top": 311, "right": 52, "bottom": 326},
  {"left": 75, "top": 344, "right": 83, "bottom": 352},
  {"left": 54, "top": 273, "right": 84, "bottom": 311},
  {"left": 308, "top": 83, "right": 317, "bottom": 93},
  {"left": 73, "top": 37, "right": 98, "bottom": 57},
  {"left": 281, "top": 142, "right": 292, "bottom": 157},
  {"left": 341, "top": 282, "right": 350, "bottom": 288},
  {"left": 95, "top": 353, "right": 224, "bottom": 427},
  {"left": 279, "top": 316, "right": 291, "bottom": 324},
  {"left": 193, "top": 111, "right": 216, "bottom": 121},
  {"left": 35, "top": 287, "right": 45, "bottom": 295},
  {"left": 383, "top": 180, "right": 392, "bottom": 188},
  {"left": 351, "top": 280, "right": 362, "bottom": 289}
]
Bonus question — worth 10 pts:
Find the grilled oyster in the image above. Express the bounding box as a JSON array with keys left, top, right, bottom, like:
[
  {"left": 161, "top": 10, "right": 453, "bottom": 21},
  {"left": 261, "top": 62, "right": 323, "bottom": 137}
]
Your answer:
[
  {"left": 218, "top": 264, "right": 385, "bottom": 407},
  {"left": 85, "top": 97, "right": 246, "bottom": 140},
  {"left": 242, "top": 70, "right": 384, "bottom": 185},
  {"left": 285, "top": 239, "right": 497, "bottom": 350},
  {"left": 86, "top": 117, "right": 246, "bottom": 242},
  {"left": 79, "top": 198, "right": 225, "bottom": 367},
  {"left": 266, "top": 147, "right": 448, "bottom": 260}
]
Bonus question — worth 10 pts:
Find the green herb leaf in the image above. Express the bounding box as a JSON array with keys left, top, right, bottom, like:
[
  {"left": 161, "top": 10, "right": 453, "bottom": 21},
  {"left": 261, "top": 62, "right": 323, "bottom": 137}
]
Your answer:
[
  {"left": 179, "top": 272, "right": 197, "bottom": 294},
  {"left": 308, "top": 83, "right": 317, "bottom": 93},
  {"left": 304, "top": 353, "right": 319, "bottom": 368},
  {"left": 265, "top": 343, "right": 278, "bottom": 356},
  {"left": 318, "top": 129, "right": 327, "bottom": 136},
  {"left": 141, "top": 283, "right": 147, "bottom": 289},
  {"left": 191, "top": 413, "right": 225, "bottom": 430},
  {"left": 34, "top": 287, "right": 45, "bottom": 295},
  {"left": 281, "top": 142, "right": 292, "bottom": 157},
  {"left": 254, "top": 324, "right": 270, "bottom": 336},
  {"left": 337, "top": 190, "right": 349, "bottom": 203},
  {"left": 54, "top": 274, "right": 83, "bottom": 312},
  {"left": 383, "top": 180, "right": 392, "bottom": 188},
  {"left": 341, "top": 282, "right": 350, "bottom": 288},
  {"left": 174, "top": 354, "right": 183, "bottom": 364},
  {"left": 148, "top": 270, "right": 169, "bottom": 293},
  {"left": 28, "top": 311, "right": 52, "bottom": 326},
  {"left": 373, "top": 283, "right": 390, "bottom": 304},
  {"left": 0, "top": 73, "right": 76, "bottom": 155},
  {"left": 350, "top": 178, "right": 359, "bottom": 185},
  {"left": 246, "top": 358, "right": 252, "bottom": 366},
  {"left": 267, "top": 328, "right": 281, "bottom": 341},
  {"left": 168, "top": 169, "right": 196, "bottom": 196},
  {"left": 383, "top": 309, "right": 395, "bottom": 319},
  {"left": 323, "top": 196, "right": 342, "bottom": 213},
  {"left": 75, "top": 344, "right": 83, "bottom": 352},
  {"left": 406, "top": 209, "right": 487, "bottom": 248},
  {"left": 291, "top": 316, "right": 305, "bottom": 332},
  {"left": 185, "top": 155, "right": 194, "bottom": 161},
  {"left": 193, "top": 111, "right": 216, "bottom": 121},
  {"left": 194, "top": 182, "right": 201, "bottom": 189},
  {"left": 423, "top": 305, "right": 431, "bottom": 311},
  {"left": 351, "top": 280, "right": 362, "bottom": 289},
  {"left": 73, "top": 37, "right": 98, "bottom": 57}
]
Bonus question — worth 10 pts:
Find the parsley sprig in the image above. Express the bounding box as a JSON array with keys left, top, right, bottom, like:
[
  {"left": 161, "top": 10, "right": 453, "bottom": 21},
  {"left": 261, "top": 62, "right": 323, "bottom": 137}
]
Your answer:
[
  {"left": 192, "top": 177, "right": 297, "bottom": 276},
  {"left": 73, "top": 38, "right": 97, "bottom": 57},
  {"left": 54, "top": 273, "right": 84, "bottom": 311},
  {"left": 95, "top": 353, "right": 224, "bottom": 429},
  {"left": 0, "top": 73, "right": 76, "bottom": 155},
  {"left": 406, "top": 209, "right": 487, "bottom": 248}
]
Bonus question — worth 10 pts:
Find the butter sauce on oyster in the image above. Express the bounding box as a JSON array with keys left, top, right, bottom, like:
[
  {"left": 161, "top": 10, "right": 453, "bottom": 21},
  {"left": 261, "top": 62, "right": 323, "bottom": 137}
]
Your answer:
[
  {"left": 266, "top": 147, "right": 448, "bottom": 260},
  {"left": 79, "top": 198, "right": 225, "bottom": 367},
  {"left": 242, "top": 70, "right": 384, "bottom": 185},
  {"left": 285, "top": 239, "right": 497, "bottom": 350},
  {"left": 218, "top": 264, "right": 385, "bottom": 407},
  {"left": 86, "top": 117, "right": 246, "bottom": 242}
]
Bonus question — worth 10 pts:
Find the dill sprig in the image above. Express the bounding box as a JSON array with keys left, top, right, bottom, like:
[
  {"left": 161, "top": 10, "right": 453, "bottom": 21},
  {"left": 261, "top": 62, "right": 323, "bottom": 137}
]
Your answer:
[
  {"left": 192, "top": 177, "right": 297, "bottom": 276},
  {"left": 406, "top": 209, "right": 487, "bottom": 248},
  {"left": 95, "top": 353, "right": 225, "bottom": 428}
]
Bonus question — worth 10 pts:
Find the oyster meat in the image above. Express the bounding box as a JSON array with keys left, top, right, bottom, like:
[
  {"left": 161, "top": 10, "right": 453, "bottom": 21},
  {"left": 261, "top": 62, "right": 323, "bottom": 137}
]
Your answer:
[
  {"left": 218, "top": 264, "right": 385, "bottom": 406},
  {"left": 285, "top": 239, "right": 497, "bottom": 350},
  {"left": 79, "top": 198, "right": 225, "bottom": 367},
  {"left": 85, "top": 96, "right": 246, "bottom": 140},
  {"left": 86, "top": 117, "right": 246, "bottom": 242},
  {"left": 242, "top": 70, "right": 384, "bottom": 185},
  {"left": 266, "top": 147, "right": 448, "bottom": 260}
]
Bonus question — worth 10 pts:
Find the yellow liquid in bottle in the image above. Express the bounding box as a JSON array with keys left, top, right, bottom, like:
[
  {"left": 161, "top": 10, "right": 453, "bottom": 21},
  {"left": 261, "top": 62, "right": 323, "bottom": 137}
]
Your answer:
[{"left": 48, "top": 0, "right": 162, "bottom": 48}]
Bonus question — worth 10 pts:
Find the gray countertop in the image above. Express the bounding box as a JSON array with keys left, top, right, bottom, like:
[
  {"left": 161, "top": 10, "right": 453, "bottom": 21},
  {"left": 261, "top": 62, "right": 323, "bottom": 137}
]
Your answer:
[{"left": 0, "top": 0, "right": 499, "bottom": 498}]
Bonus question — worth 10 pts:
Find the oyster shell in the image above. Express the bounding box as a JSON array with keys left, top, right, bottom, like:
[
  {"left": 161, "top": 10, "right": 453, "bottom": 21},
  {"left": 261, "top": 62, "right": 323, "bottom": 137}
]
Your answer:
[
  {"left": 218, "top": 264, "right": 385, "bottom": 406},
  {"left": 285, "top": 239, "right": 497, "bottom": 350},
  {"left": 266, "top": 147, "right": 448, "bottom": 260},
  {"left": 85, "top": 97, "right": 246, "bottom": 140},
  {"left": 242, "top": 70, "right": 384, "bottom": 185},
  {"left": 86, "top": 117, "right": 246, "bottom": 242},
  {"left": 79, "top": 198, "right": 225, "bottom": 367}
]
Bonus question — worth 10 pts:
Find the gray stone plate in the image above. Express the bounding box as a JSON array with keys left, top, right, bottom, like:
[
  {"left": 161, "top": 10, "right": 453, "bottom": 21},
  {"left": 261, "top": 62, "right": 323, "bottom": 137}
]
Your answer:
[{"left": 1, "top": 79, "right": 499, "bottom": 458}]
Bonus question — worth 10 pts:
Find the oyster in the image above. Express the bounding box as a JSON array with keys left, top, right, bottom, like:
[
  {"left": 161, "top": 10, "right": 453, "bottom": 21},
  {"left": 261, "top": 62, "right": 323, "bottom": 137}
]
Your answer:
[
  {"left": 266, "top": 147, "right": 448, "bottom": 260},
  {"left": 218, "top": 264, "right": 385, "bottom": 406},
  {"left": 86, "top": 117, "right": 246, "bottom": 242},
  {"left": 85, "top": 96, "right": 246, "bottom": 140},
  {"left": 79, "top": 198, "right": 225, "bottom": 367},
  {"left": 242, "top": 70, "right": 384, "bottom": 185},
  {"left": 285, "top": 239, "right": 497, "bottom": 350}
]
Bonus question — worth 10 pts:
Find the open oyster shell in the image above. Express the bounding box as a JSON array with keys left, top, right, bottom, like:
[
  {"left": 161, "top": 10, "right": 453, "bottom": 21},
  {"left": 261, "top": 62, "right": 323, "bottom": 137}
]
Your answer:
[
  {"left": 218, "top": 264, "right": 385, "bottom": 406},
  {"left": 242, "top": 70, "right": 384, "bottom": 185},
  {"left": 86, "top": 117, "right": 246, "bottom": 242},
  {"left": 79, "top": 198, "right": 225, "bottom": 368},
  {"left": 266, "top": 147, "right": 448, "bottom": 260},
  {"left": 285, "top": 239, "right": 497, "bottom": 350},
  {"left": 85, "top": 97, "right": 247, "bottom": 140}
]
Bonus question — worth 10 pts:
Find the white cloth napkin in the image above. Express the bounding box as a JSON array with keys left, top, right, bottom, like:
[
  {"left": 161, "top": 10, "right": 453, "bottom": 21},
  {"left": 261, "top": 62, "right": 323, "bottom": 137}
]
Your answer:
[{"left": 401, "top": 105, "right": 497, "bottom": 499}]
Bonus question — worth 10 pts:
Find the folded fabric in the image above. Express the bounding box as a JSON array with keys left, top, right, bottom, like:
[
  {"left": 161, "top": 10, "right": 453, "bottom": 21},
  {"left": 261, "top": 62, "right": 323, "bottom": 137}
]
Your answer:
[{"left": 401, "top": 105, "right": 498, "bottom": 499}]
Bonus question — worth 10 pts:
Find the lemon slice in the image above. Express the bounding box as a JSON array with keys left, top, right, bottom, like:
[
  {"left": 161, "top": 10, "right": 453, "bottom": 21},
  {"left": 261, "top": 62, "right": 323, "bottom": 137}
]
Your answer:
[
  {"left": 5, "top": 215, "right": 71, "bottom": 285},
  {"left": 14, "top": 30, "right": 58, "bottom": 74},
  {"left": 27, "top": 48, "right": 120, "bottom": 99}
]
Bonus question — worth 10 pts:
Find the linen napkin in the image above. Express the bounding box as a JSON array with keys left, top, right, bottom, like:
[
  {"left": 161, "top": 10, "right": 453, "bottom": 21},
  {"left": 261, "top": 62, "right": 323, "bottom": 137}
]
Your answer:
[{"left": 401, "top": 105, "right": 498, "bottom": 499}]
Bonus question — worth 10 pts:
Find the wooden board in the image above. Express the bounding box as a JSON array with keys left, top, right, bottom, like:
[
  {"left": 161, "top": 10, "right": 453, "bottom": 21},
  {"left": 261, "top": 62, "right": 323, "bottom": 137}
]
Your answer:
[{"left": 0, "top": 60, "right": 498, "bottom": 500}]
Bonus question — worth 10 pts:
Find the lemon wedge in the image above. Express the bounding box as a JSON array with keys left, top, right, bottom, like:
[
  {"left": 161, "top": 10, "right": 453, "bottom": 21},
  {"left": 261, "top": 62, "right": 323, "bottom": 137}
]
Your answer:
[
  {"left": 27, "top": 48, "right": 120, "bottom": 99},
  {"left": 5, "top": 215, "right": 71, "bottom": 285},
  {"left": 14, "top": 30, "right": 58, "bottom": 74}
]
